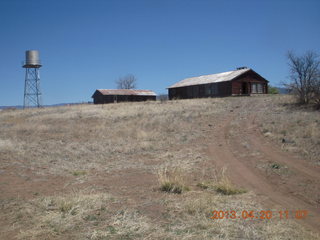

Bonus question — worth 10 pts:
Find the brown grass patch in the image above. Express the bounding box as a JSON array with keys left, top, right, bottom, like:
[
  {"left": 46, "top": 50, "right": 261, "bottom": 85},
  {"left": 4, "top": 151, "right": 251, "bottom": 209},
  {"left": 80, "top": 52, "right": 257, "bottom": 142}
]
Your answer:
[
  {"left": 198, "top": 167, "right": 247, "bottom": 195},
  {"left": 158, "top": 166, "right": 190, "bottom": 194},
  {"left": 255, "top": 95, "right": 320, "bottom": 164}
]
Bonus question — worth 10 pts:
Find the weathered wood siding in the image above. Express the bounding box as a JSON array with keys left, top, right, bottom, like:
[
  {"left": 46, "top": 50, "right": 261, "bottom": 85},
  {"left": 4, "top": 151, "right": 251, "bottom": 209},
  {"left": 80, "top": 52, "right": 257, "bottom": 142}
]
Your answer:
[
  {"left": 168, "top": 70, "right": 268, "bottom": 100},
  {"left": 92, "top": 91, "right": 156, "bottom": 104},
  {"left": 231, "top": 72, "right": 268, "bottom": 95},
  {"left": 168, "top": 81, "right": 233, "bottom": 100}
]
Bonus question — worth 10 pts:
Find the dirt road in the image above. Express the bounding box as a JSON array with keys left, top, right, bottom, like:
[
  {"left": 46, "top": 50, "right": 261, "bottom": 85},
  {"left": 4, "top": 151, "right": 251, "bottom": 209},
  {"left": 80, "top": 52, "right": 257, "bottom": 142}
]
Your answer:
[{"left": 207, "top": 104, "right": 320, "bottom": 234}]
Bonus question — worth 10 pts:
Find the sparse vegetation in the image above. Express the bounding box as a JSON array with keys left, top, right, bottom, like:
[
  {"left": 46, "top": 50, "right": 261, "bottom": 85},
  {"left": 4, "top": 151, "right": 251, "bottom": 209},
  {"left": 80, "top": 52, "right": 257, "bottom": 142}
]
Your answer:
[
  {"left": 15, "top": 191, "right": 113, "bottom": 239},
  {"left": 214, "top": 179, "right": 247, "bottom": 195},
  {"left": 198, "top": 168, "right": 247, "bottom": 195},
  {"left": 4, "top": 189, "right": 317, "bottom": 240},
  {"left": 256, "top": 95, "right": 320, "bottom": 163},
  {"left": 72, "top": 170, "right": 87, "bottom": 176},
  {"left": 158, "top": 166, "right": 190, "bottom": 194},
  {"left": 1, "top": 95, "right": 319, "bottom": 239},
  {"left": 162, "top": 191, "right": 318, "bottom": 240},
  {"left": 268, "top": 85, "right": 279, "bottom": 94},
  {"left": 271, "top": 163, "right": 281, "bottom": 169},
  {"left": 197, "top": 181, "right": 210, "bottom": 189}
]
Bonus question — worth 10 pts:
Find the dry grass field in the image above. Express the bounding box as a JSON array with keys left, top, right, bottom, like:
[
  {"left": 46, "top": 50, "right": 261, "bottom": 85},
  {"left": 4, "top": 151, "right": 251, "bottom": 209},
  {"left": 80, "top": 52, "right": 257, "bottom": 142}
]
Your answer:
[
  {"left": 256, "top": 96, "right": 320, "bottom": 163},
  {"left": 0, "top": 95, "right": 319, "bottom": 239}
]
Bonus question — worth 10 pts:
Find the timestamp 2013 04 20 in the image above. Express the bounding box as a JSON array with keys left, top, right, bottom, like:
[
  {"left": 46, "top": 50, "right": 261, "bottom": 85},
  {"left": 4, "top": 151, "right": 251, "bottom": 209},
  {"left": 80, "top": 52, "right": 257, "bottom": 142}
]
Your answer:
[{"left": 210, "top": 210, "right": 308, "bottom": 220}]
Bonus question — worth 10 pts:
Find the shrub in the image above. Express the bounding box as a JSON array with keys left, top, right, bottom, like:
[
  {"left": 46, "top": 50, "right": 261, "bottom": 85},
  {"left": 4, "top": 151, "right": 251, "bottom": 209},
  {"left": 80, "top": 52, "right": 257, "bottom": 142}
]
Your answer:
[
  {"left": 72, "top": 170, "right": 87, "bottom": 176},
  {"left": 198, "top": 167, "right": 247, "bottom": 195},
  {"left": 268, "top": 86, "right": 279, "bottom": 94},
  {"left": 214, "top": 174, "right": 247, "bottom": 195},
  {"left": 158, "top": 167, "right": 189, "bottom": 194}
]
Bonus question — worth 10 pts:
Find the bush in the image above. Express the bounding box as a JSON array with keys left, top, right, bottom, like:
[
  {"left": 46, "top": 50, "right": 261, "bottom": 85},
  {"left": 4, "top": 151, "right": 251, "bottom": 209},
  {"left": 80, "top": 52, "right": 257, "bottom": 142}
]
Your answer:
[
  {"left": 197, "top": 168, "right": 247, "bottom": 195},
  {"left": 268, "top": 86, "right": 279, "bottom": 94},
  {"left": 214, "top": 174, "right": 247, "bottom": 195},
  {"left": 158, "top": 167, "right": 189, "bottom": 194}
]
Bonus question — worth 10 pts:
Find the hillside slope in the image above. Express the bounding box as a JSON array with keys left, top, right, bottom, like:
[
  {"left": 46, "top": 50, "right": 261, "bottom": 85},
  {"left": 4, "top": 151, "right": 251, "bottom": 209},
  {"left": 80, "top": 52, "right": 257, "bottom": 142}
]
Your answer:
[{"left": 0, "top": 96, "right": 319, "bottom": 239}]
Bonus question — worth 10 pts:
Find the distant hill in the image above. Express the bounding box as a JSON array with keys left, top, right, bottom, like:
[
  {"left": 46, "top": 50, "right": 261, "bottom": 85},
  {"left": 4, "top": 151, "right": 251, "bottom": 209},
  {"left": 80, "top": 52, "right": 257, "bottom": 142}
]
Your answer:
[
  {"left": 277, "top": 87, "right": 290, "bottom": 94},
  {"left": 0, "top": 105, "right": 23, "bottom": 110},
  {"left": 0, "top": 102, "right": 92, "bottom": 110}
]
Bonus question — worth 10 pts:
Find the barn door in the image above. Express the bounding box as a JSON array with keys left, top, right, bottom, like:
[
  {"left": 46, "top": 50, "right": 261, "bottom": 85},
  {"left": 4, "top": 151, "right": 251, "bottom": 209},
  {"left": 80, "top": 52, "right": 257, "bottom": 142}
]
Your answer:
[{"left": 241, "top": 82, "right": 248, "bottom": 94}]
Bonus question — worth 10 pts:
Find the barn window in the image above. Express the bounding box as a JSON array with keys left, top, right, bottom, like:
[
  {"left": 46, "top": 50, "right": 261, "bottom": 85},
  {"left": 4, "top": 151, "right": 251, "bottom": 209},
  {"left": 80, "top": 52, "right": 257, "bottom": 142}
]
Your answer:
[
  {"left": 205, "top": 85, "right": 211, "bottom": 95},
  {"left": 211, "top": 83, "right": 218, "bottom": 95},
  {"left": 252, "top": 83, "right": 263, "bottom": 93},
  {"left": 193, "top": 85, "right": 199, "bottom": 97},
  {"left": 187, "top": 86, "right": 193, "bottom": 97},
  {"left": 252, "top": 83, "right": 257, "bottom": 93}
]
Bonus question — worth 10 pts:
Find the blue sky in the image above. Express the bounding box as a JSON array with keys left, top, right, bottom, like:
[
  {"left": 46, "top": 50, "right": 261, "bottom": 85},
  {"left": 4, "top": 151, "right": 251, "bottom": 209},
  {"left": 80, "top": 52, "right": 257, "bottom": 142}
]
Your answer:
[{"left": 0, "top": 0, "right": 319, "bottom": 105}]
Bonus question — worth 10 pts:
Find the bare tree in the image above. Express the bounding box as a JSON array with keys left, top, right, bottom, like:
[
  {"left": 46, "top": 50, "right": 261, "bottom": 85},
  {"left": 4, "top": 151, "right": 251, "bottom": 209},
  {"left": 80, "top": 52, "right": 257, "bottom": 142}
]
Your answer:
[
  {"left": 286, "top": 50, "right": 320, "bottom": 104},
  {"left": 116, "top": 74, "right": 137, "bottom": 89},
  {"left": 314, "top": 71, "right": 320, "bottom": 108},
  {"left": 158, "top": 94, "right": 168, "bottom": 103}
]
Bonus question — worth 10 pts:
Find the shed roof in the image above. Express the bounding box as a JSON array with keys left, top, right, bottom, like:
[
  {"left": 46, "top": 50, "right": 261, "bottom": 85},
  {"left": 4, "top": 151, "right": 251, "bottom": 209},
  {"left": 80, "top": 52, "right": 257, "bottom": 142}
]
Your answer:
[
  {"left": 94, "top": 89, "right": 156, "bottom": 96},
  {"left": 168, "top": 68, "right": 264, "bottom": 89}
]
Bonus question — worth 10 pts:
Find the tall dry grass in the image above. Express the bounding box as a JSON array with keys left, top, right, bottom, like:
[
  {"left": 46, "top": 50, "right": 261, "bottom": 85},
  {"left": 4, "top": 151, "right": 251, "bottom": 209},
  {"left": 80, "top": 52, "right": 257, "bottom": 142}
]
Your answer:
[
  {"left": 1, "top": 96, "right": 319, "bottom": 239},
  {"left": 158, "top": 166, "right": 190, "bottom": 194},
  {"left": 197, "top": 167, "right": 247, "bottom": 195},
  {"left": 0, "top": 99, "right": 228, "bottom": 176},
  {"left": 5, "top": 189, "right": 318, "bottom": 240},
  {"left": 254, "top": 95, "right": 320, "bottom": 164}
]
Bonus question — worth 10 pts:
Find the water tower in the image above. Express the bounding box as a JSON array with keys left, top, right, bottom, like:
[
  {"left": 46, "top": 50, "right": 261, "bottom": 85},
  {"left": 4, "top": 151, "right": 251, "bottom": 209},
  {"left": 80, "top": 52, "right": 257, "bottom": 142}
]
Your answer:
[{"left": 23, "top": 50, "right": 43, "bottom": 108}]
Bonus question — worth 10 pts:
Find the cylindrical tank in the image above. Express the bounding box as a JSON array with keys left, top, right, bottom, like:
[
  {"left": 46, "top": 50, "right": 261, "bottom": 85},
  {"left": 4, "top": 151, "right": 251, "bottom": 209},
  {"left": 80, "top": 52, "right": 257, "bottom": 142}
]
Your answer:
[{"left": 25, "top": 50, "right": 40, "bottom": 65}]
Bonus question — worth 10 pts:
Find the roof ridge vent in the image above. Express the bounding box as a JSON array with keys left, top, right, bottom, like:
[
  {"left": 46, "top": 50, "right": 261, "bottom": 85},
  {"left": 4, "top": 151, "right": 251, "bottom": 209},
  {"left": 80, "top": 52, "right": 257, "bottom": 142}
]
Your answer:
[{"left": 236, "top": 66, "right": 248, "bottom": 70}]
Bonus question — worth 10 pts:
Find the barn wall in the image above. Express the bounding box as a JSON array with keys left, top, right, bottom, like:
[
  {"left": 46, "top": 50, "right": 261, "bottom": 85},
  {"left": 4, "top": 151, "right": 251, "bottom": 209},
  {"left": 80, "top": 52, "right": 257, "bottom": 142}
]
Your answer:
[
  {"left": 231, "top": 75, "right": 268, "bottom": 95},
  {"left": 217, "top": 81, "right": 232, "bottom": 96},
  {"left": 92, "top": 92, "right": 107, "bottom": 104},
  {"left": 168, "top": 82, "right": 232, "bottom": 100},
  {"left": 168, "top": 70, "right": 268, "bottom": 100},
  {"left": 93, "top": 94, "right": 156, "bottom": 104},
  {"left": 169, "top": 77, "right": 268, "bottom": 100}
]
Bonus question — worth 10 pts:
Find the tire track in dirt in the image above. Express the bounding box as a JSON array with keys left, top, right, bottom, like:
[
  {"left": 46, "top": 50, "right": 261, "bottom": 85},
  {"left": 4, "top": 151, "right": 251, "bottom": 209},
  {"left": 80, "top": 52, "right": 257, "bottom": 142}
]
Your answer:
[
  {"left": 207, "top": 111, "right": 320, "bottom": 234},
  {"left": 233, "top": 114, "right": 320, "bottom": 205},
  {"left": 248, "top": 114, "right": 320, "bottom": 180}
]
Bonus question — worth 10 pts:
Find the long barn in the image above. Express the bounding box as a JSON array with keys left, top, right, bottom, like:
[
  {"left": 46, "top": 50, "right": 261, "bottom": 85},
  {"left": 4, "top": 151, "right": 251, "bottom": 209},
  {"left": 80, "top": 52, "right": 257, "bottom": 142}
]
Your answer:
[
  {"left": 92, "top": 89, "right": 156, "bottom": 104},
  {"left": 167, "top": 67, "right": 268, "bottom": 100}
]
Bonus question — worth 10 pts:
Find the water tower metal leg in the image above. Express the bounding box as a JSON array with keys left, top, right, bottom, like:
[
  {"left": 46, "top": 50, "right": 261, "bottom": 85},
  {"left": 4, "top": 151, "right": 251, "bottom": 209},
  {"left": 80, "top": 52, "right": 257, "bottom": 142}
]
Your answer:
[
  {"left": 23, "top": 69, "right": 28, "bottom": 109},
  {"left": 23, "top": 68, "right": 42, "bottom": 108}
]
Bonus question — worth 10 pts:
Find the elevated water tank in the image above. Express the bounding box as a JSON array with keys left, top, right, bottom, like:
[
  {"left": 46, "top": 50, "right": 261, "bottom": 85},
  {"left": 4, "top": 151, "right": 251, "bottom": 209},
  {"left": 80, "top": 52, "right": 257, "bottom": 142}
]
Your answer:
[{"left": 25, "top": 50, "right": 41, "bottom": 66}]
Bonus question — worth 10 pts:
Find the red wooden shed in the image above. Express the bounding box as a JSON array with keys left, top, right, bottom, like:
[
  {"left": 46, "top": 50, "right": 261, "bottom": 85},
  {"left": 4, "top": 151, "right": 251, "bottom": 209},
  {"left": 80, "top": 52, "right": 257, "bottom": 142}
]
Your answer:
[
  {"left": 167, "top": 67, "right": 268, "bottom": 100},
  {"left": 92, "top": 89, "right": 156, "bottom": 104}
]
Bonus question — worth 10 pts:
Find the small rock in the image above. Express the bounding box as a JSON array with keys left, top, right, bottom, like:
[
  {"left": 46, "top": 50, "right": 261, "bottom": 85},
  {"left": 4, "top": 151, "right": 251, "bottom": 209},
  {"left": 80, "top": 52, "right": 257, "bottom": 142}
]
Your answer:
[
  {"left": 282, "top": 138, "right": 295, "bottom": 144},
  {"left": 264, "top": 132, "right": 272, "bottom": 137},
  {"left": 286, "top": 146, "right": 299, "bottom": 152}
]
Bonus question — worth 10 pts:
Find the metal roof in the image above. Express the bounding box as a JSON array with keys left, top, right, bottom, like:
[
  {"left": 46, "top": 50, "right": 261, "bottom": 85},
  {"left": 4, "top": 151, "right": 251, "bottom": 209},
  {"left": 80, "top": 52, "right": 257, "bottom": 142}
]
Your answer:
[
  {"left": 96, "top": 89, "right": 156, "bottom": 96},
  {"left": 168, "top": 68, "right": 251, "bottom": 88}
]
